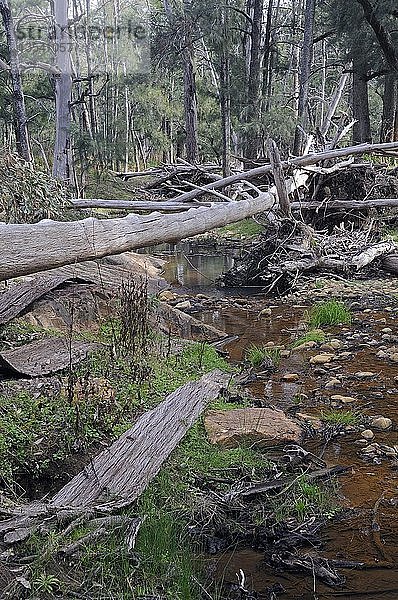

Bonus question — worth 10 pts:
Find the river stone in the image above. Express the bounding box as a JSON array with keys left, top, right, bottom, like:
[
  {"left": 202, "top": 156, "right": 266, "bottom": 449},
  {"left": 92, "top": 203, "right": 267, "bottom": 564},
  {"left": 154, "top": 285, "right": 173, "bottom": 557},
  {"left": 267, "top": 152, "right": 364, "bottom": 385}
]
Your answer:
[
  {"left": 204, "top": 408, "right": 302, "bottom": 448},
  {"left": 331, "top": 394, "right": 357, "bottom": 404},
  {"left": 371, "top": 416, "right": 392, "bottom": 430},
  {"left": 258, "top": 308, "right": 272, "bottom": 317},
  {"left": 282, "top": 373, "right": 300, "bottom": 382},
  {"left": 361, "top": 429, "right": 375, "bottom": 440},
  {"left": 330, "top": 339, "right": 342, "bottom": 350},
  {"left": 355, "top": 371, "right": 375, "bottom": 379},
  {"left": 158, "top": 290, "right": 176, "bottom": 302},
  {"left": 382, "top": 327, "right": 393, "bottom": 334},
  {"left": 310, "top": 353, "right": 334, "bottom": 365},
  {"left": 325, "top": 378, "right": 341, "bottom": 389}
]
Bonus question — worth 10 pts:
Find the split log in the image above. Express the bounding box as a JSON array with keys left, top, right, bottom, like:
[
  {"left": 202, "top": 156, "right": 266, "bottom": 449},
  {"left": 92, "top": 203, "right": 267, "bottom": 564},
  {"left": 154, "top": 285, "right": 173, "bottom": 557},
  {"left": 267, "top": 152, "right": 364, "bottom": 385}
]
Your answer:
[
  {"left": 0, "top": 338, "right": 98, "bottom": 377},
  {"left": 70, "top": 199, "right": 210, "bottom": 211},
  {"left": 0, "top": 194, "right": 274, "bottom": 281}
]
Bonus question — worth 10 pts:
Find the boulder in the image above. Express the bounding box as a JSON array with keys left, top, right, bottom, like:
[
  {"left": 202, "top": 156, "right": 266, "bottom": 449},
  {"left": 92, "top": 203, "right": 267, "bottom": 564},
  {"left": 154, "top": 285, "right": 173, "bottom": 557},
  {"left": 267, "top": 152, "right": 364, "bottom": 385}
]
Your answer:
[
  {"left": 361, "top": 429, "right": 374, "bottom": 441},
  {"left": 204, "top": 408, "right": 302, "bottom": 448}
]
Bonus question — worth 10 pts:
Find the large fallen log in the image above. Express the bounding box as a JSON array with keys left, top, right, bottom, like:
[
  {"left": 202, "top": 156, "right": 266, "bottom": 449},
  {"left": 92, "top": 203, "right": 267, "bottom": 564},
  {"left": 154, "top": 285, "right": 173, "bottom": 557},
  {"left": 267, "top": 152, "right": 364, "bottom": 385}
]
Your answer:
[{"left": 0, "top": 194, "right": 274, "bottom": 281}]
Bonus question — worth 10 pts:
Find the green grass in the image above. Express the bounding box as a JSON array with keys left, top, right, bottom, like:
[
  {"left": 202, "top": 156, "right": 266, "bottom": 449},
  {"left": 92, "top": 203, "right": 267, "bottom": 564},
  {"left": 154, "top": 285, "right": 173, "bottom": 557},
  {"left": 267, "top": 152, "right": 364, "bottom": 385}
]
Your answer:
[
  {"left": 291, "top": 329, "right": 326, "bottom": 348},
  {"left": 321, "top": 409, "right": 359, "bottom": 426},
  {"left": 245, "top": 344, "right": 281, "bottom": 367},
  {"left": 217, "top": 217, "right": 264, "bottom": 239},
  {"left": 307, "top": 300, "right": 352, "bottom": 328},
  {"left": 273, "top": 476, "right": 338, "bottom": 522}
]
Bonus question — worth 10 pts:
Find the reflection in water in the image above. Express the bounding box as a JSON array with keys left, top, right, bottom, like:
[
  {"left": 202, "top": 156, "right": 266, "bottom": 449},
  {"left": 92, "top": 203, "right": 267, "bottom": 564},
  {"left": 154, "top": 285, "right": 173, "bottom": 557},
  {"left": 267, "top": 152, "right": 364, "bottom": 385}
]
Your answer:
[{"left": 138, "top": 241, "right": 239, "bottom": 289}]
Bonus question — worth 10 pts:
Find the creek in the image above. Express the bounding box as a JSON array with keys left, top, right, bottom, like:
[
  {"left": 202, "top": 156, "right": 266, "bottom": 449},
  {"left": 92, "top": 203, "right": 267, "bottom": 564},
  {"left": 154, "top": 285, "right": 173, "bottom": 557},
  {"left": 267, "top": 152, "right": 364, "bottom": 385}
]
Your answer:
[{"left": 156, "top": 241, "right": 398, "bottom": 600}]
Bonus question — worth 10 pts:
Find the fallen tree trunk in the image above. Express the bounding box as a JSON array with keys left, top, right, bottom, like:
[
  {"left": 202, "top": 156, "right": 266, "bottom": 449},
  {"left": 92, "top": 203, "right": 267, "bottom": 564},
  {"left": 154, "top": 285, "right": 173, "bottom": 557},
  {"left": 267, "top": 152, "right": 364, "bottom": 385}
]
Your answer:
[
  {"left": 0, "top": 194, "right": 274, "bottom": 281},
  {"left": 70, "top": 199, "right": 210, "bottom": 211},
  {"left": 291, "top": 198, "right": 398, "bottom": 210}
]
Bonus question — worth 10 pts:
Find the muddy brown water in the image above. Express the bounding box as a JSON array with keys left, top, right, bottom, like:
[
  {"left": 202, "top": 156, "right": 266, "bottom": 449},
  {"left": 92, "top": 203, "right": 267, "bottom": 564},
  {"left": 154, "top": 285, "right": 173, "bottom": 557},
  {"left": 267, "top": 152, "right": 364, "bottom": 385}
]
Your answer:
[{"left": 160, "top": 245, "right": 398, "bottom": 600}]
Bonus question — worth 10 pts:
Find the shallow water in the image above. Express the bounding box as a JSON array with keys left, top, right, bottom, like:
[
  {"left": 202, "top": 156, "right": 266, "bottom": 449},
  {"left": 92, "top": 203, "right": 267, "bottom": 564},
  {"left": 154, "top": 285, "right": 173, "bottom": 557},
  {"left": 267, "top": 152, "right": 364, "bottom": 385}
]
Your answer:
[{"left": 161, "top": 244, "right": 398, "bottom": 600}]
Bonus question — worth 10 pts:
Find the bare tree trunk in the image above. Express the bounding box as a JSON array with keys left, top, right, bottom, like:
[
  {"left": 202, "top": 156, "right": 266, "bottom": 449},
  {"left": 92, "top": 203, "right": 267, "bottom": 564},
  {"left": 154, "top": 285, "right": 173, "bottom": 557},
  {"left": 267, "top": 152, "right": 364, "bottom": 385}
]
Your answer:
[
  {"left": 293, "top": 0, "right": 316, "bottom": 156},
  {"left": 352, "top": 57, "right": 371, "bottom": 144},
  {"left": 52, "top": 0, "right": 72, "bottom": 182},
  {"left": 381, "top": 72, "right": 397, "bottom": 142},
  {"left": 220, "top": 2, "right": 231, "bottom": 177},
  {"left": 244, "top": 0, "right": 264, "bottom": 162},
  {"left": 0, "top": 0, "right": 31, "bottom": 161},
  {"left": 182, "top": 0, "right": 199, "bottom": 163}
]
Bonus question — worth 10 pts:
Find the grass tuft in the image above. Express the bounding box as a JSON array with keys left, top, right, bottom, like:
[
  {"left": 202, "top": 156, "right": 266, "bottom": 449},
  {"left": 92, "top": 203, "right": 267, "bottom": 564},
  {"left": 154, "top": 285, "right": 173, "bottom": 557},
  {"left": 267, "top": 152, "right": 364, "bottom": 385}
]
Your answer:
[
  {"left": 307, "top": 300, "right": 352, "bottom": 328},
  {"left": 291, "top": 329, "right": 326, "bottom": 348},
  {"left": 245, "top": 345, "right": 281, "bottom": 367},
  {"left": 321, "top": 409, "right": 359, "bottom": 425}
]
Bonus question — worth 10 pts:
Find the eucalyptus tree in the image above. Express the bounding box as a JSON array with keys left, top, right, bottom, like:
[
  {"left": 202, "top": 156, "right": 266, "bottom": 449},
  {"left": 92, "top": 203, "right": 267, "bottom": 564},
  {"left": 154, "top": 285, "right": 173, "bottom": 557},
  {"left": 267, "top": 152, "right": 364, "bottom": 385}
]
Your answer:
[{"left": 0, "top": 0, "right": 31, "bottom": 161}]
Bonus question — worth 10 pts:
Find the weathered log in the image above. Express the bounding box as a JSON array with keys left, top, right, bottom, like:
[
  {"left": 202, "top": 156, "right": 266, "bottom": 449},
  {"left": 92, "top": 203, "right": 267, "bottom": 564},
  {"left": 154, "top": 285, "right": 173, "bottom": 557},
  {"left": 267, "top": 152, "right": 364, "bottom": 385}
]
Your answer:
[
  {"left": 291, "top": 198, "right": 398, "bottom": 210},
  {"left": 0, "top": 194, "right": 274, "bottom": 281},
  {"left": 382, "top": 253, "right": 398, "bottom": 275},
  {"left": 51, "top": 369, "right": 228, "bottom": 509},
  {"left": 267, "top": 138, "right": 291, "bottom": 216},
  {"left": 0, "top": 370, "right": 228, "bottom": 544},
  {"left": 0, "top": 338, "right": 98, "bottom": 377},
  {"left": 0, "top": 272, "right": 73, "bottom": 325},
  {"left": 70, "top": 199, "right": 210, "bottom": 211}
]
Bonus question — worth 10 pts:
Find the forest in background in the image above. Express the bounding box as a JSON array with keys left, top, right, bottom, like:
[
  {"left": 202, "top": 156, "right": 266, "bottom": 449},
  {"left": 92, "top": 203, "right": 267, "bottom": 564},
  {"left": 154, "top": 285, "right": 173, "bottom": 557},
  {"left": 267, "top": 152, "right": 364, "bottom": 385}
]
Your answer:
[{"left": 0, "top": 0, "right": 398, "bottom": 195}]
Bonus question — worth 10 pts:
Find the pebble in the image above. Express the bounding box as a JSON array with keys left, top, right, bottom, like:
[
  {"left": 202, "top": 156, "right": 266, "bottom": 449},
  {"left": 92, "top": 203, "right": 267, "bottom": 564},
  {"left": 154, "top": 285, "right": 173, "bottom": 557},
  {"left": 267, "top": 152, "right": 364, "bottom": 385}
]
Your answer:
[
  {"left": 361, "top": 429, "right": 375, "bottom": 440},
  {"left": 158, "top": 290, "right": 176, "bottom": 301},
  {"left": 371, "top": 416, "right": 392, "bottom": 430},
  {"left": 330, "top": 339, "right": 342, "bottom": 350},
  {"left": 282, "top": 373, "right": 300, "bottom": 382},
  {"left": 310, "top": 353, "right": 334, "bottom": 365},
  {"left": 325, "top": 378, "right": 341, "bottom": 389},
  {"left": 331, "top": 394, "right": 357, "bottom": 404},
  {"left": 382, "top": 327, "right": 393, "bottom": 334},
  {"left": 355, "top": 371, "right": 375, "bottom": 379}
]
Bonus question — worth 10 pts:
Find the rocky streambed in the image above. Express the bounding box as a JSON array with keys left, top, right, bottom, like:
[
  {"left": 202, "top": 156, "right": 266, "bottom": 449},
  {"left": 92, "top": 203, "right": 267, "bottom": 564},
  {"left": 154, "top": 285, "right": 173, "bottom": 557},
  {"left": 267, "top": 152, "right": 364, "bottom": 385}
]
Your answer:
[{"left": 158, "top": 241, "right": 398, "bottom": 599}]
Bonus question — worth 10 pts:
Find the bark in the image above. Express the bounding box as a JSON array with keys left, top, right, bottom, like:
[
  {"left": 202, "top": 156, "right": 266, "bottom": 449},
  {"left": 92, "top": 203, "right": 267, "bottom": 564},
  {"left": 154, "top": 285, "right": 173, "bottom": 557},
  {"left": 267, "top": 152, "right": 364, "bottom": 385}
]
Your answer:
[
  {"left": 293, "top": 0, "right": 316, "bottom": 155},
  {"left": 0, "top": 0, "right": 31, "bottom": 161},
  {"left": 244, "top": 0, "right": 264, "bottom": 162},
  {"left": 182, "top": 1, "right": 199, "bottom": 163},
  {"left": 220, "top": 3, "right": 231, "bottom": 177},
  {"left": 52, "top": 0, "right": 72, "bottom": 182},
  {"left": 352, "top": 61, "right": 372, "bottom": 144},
  {"left": 381, "top": 72, "right": 398, "bottom": 142}
]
